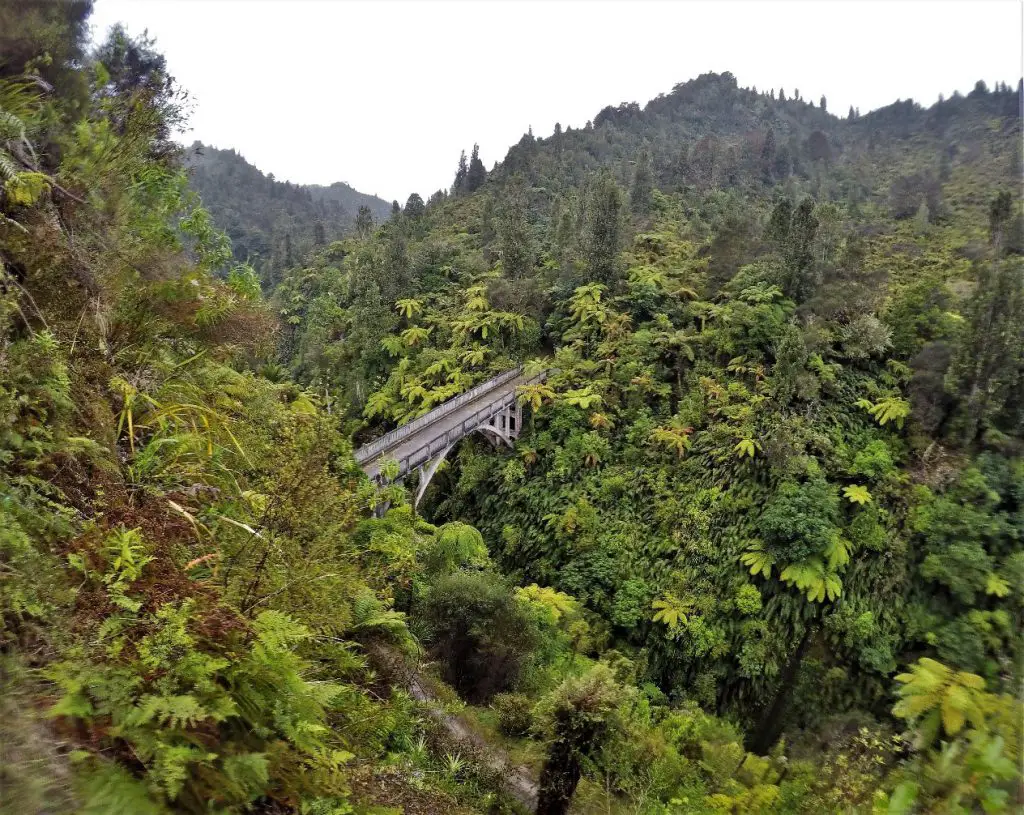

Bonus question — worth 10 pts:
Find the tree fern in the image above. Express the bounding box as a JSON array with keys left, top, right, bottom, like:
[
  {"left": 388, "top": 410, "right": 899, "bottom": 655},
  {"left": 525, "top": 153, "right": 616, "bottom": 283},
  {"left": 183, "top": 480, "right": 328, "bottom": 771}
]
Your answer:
[
  {"left": 856, "top": 396, "right": 911, "bottom": 429},
  {"left": 740, "top": 540, "right": 775, "bottom": 578},
  {"left": 842, "top": 484, "right": 872, "bottom": 505},
  {"left": 394, "top": 297, "right": 423, "bottom": 318},
  {"left": 779, "top": 559, "right": 842, "bottom": 602},
  {"left": 652, "top": 594, "right": 693, "bottom": 632},
  {"left": 348, "top": 590, "right": 414, "bottom": 653},
  {"left": 893, "top": 658, "right": 988, "bottom": 747}
]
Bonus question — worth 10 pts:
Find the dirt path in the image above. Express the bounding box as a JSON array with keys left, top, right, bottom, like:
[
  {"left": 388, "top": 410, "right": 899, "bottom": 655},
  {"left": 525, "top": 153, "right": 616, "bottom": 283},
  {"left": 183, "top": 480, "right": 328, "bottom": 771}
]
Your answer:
[{"left": 408, "top": 675, "right": 539, "bottom": 812}]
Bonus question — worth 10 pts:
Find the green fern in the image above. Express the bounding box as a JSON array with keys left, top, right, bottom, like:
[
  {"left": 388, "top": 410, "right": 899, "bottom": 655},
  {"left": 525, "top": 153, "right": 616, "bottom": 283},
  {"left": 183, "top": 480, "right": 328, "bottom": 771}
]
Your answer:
[
  {"left": 842, "top": 484, "right": 872, "bottom": 505},
  {"left": 740, "top": 540, "right": 775, "bottom": 578},
  {"left": 893, "top": 658, "right": 988, "bottom": 747},
  {"left": 733, "top": 438, "right": 761, "bottom": 459},
  {"left": 426, "top": 521, "right": 490, "bottom": 575},
  {"left": 652, "top": 594, "right": 693, "bottom": 632},
  {"left": 856, "top": 396, "right": 911, "bottom": 429},
  {"left": 75, "top": 760, "right": 168, "bottom": 815},
  {"left": 126, "top": 694, "right": 214, "bottom": 730},
  {"left": 779, "top": 559, "right": 842, "bottom": 603},
  {"left": 348, "top": 590, "right": 412, "bottom": 645}
]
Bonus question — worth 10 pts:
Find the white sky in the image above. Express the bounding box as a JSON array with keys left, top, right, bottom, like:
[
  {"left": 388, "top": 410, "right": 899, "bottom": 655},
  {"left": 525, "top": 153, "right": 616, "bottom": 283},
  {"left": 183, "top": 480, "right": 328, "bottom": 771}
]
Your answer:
[{"left": 89, "top": 0, "right": 1023, "bottom": 203}]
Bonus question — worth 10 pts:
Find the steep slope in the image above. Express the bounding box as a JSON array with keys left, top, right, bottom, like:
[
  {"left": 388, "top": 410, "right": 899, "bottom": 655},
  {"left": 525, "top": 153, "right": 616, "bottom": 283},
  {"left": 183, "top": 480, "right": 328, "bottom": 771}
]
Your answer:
[
  {"left": 4, "top": 2, "right": 1022, "bottom": 809},
  {"left": 0, "top": 8, "right": 526, "bottom": 814},
  {"left": 305, "top": 180, "right": 394, "bottom": 222},
  {"left": 184, "top": 142, "right": 391, "bottom": 287},
  {"left": 275, "top": 71, "right": 1023, "bottom": 812}
]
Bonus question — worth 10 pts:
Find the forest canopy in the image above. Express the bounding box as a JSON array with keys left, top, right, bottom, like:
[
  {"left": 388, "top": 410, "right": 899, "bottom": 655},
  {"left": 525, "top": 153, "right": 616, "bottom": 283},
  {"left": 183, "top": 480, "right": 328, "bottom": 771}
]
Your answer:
[{"left": 1, "top": 2, "right": 1021, "bottom": 814}]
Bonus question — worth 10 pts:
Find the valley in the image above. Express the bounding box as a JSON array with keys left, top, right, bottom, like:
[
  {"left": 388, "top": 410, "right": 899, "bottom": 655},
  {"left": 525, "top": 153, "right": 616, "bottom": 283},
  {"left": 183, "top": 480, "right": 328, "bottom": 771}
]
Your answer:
[{"left": 1, "top": 2, "right": 1022, "bottom": 814}]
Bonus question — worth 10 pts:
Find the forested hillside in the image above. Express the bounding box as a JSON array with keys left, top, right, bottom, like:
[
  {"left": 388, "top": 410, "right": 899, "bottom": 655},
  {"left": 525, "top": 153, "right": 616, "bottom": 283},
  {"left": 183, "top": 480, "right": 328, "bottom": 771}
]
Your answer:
[
  {"left": 185, "top": 142, "right": 391, "bottom": 288},
  {"left": 275, "top": 69, "right": 1024, "bottom": 814},
  {"left": 2, "top": 2, "right": 1022, "bottom": 814}
]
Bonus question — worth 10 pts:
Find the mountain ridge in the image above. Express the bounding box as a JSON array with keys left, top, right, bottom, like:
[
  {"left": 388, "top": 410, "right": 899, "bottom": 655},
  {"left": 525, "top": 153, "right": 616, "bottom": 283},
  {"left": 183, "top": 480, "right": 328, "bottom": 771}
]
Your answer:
[
  {"left": 184, "top": 141, "right": 392, "bottom": 286},
  {"left": 4, "top": 4, "right": 1023, "bottom": 812}
]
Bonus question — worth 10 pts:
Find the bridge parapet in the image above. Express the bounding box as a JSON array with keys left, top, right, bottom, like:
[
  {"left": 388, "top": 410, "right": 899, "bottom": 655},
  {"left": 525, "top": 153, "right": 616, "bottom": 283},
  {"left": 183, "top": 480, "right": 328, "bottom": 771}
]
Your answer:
[
  {"left": 355, "top": 367, "right": 548, "bottom": 486},
  {"left": 354, "top": 366, "right": 526, "bottom": 465}
]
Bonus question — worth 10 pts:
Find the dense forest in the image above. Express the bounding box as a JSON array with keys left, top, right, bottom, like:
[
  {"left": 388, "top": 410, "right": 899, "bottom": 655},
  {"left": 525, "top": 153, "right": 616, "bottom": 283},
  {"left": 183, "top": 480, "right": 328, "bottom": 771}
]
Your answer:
[
  {"left": 185, "top": 143, "right": 392, "bottom": 289},
  {"left": 1, "top": 2, "right": 1022, "bottom": 814}
]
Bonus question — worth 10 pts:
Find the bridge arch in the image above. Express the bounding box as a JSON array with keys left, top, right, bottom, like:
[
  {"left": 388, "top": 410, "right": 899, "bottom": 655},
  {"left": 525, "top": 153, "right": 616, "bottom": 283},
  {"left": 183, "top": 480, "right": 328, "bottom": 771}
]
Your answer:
[
  {"left": 354, "top": 366, "right": 546, "bottom": 510},
  {"left": 412, "top": 416, "right": 515, "bottom": 508}
]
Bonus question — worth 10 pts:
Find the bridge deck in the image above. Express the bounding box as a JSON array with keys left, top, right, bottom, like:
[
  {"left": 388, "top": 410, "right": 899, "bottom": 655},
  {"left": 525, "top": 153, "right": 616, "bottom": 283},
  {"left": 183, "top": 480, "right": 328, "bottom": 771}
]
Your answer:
[{"left": 357, "top": 369, "right": 540, "bottom": 480}]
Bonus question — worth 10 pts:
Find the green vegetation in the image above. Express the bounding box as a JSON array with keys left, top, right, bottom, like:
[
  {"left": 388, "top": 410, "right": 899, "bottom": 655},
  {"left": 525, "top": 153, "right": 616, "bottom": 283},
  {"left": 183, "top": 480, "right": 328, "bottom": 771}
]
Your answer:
[
  {"left": 185, "top": 143, "right": 392, "bottom": 290},
  {"left": 2, "top": 3, "right": 1021, "bottom": 813}
]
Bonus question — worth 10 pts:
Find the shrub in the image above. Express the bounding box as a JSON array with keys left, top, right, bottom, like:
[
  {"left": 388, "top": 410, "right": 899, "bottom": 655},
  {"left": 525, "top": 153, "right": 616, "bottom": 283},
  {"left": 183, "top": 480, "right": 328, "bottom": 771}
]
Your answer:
[
  {"left": 420, "top": 571, "right": 540, "bottom": 702},
  {"left": 760, "top": 476, "right": 839, "bottom": 562},
  {"left": 493, "top": 693, "right": 533, "bottom": 737}
]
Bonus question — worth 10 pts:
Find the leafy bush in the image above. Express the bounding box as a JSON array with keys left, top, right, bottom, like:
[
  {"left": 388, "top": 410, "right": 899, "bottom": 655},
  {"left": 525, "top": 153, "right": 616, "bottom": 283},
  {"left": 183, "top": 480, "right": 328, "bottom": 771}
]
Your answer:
[
  {"left": 760, "top": 475, "right": 840, "bottom": 562},
  {"left": 420, "top": 571, "right": 541, "bottom": 702},
  {"left": 49, "top": 530, "right": 360, "bottom": 812},
  {"left": 492, "top": 693, "right": 534, "bottom": 737}
]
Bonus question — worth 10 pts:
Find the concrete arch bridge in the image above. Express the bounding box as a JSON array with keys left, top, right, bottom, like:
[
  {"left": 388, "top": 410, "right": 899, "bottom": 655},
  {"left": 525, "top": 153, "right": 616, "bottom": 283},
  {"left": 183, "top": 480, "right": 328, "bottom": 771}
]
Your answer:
[{"left": 354, "top": 366, "right": 547, "bottom": 508}]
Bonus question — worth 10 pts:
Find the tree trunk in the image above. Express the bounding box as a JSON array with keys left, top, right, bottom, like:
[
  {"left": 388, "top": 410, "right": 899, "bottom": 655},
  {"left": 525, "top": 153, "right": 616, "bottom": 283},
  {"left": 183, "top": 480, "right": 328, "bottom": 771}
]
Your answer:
[
  {"left": 748, "top": 626, "right": 814, "bottom": 754},
  {"left": 535, "top": 738, "right": 582, "bottom": 815}
]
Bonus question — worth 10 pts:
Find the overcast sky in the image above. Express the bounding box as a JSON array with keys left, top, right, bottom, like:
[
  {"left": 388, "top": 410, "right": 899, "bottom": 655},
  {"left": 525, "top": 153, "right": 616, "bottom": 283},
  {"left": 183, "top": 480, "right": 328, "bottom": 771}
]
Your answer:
[{"left": 89, "top": 0, "right": 1022, "bottom": 203}]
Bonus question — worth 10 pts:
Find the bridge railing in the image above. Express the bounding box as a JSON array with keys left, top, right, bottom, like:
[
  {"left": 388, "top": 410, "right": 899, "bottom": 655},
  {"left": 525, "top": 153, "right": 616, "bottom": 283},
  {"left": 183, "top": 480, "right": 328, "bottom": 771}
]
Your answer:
[
  {"left": 354, "top": 366, "right": 527, "bottom": 464},
  {"left": 394, "top": 368, "right": 547, "bottom": 476}
]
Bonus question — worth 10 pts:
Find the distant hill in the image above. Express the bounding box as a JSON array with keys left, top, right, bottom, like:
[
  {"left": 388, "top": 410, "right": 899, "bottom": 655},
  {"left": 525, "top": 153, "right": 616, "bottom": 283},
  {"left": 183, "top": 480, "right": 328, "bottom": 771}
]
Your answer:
[
  {"left": 277, "top": 71, "right": 1022, "bottom": 414},
  {"left": 305, "top": 181, "right": 394, "bottom": 222},
  {"left": 486, "top": 71, "right": 1021, "bottom": 227},
  {"left": 184, "top": 142, "right": 391, "bottom": 287}
]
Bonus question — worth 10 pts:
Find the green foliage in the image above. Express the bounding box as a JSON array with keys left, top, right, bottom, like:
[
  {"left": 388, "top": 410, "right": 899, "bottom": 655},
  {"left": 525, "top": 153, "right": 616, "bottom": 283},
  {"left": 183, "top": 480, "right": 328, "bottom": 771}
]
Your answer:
[
  {"left": 4, "top": 170, "right": 49, "bottom": 205},
  {"left": 0, "top": 18, "right": 501, "bottom": 813},
  {"left": 888, "top": 657, "right": 1021, "bottom": 812},
  {"left": 630, "top": 149, "right": 654, "bottom": 215},
  {"left": 47, "top": 588, "right": 357, "bottom": 809},
  {"left": 492, "top": 692, "right": 534, "bottom": 737},
  {"left": 946, "top": 255, "right": 1024, "bottom": 443},
  {"left": 649, "top": 418, "right": 693, "bottom": 458},
  {"left": 534, "top": 663, "right": 625, "bottom": 814},
  {"left": 420, "top": 571, "right": 542, "bottom": 702},
  {"left": 497, "top": 173, "right": 533, "bottom": 279},
  {"left": 582, "top": 171, "right": 625, "bottom": 285},
  {"left": 651, "top": 594, "right": 693, "bottom": 632},
  {"left": 843, "top": 484, "right": 873, "bottom": 505},
  {"left": 856, "top": 396, "right": 912, "bottom": 429},
  {"left": 893, "top": 657, "right": 988, "bottom": 744},
  {"left": 391, "top": 68, "right": 1024, "bottom": 815},
  {"left": 740, "top": 541, "right": 776, "bottom": 579},
  {"left": 760, "top": 477, "right": 840, "bottom": 563},
  {"left": 4, "top": 11, "right": 1022, "bottom": 814},
  {"left": 424, "top": 521, "right": 491, "bottom": 576}
]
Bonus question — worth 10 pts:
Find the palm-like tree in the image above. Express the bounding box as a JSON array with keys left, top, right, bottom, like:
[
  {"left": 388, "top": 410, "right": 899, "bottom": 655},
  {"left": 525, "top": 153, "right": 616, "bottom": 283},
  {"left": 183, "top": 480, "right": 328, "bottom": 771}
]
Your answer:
[
  {"left": 894, "top": 658, "right": 989, "bottom": 748},
  {"left": 517, "top": 382, "right": 555, "bottom": 411}
]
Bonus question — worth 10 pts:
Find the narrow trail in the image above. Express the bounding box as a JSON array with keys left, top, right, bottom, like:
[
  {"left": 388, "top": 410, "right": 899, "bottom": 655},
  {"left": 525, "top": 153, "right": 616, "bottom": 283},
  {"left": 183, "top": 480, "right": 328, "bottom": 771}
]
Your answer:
[{"left": 408, "top": 675, "right": 539, "bottom": 812}]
